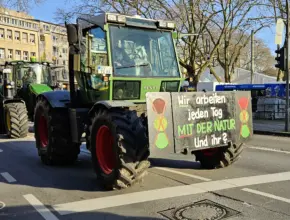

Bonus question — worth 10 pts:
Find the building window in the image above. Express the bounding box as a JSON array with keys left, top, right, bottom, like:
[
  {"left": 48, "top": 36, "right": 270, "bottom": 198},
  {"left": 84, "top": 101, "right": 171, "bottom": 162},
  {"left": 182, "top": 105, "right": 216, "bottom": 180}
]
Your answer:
[
  {"left": 53, "top": 46, "right": 58, "bottom": 56},
  {"left": 20, "top": 20, "right": 24, "bottom": 27},
  {"left": 30, "top": 34, "right": 35, "bottom": 43},
  {"left": 12, "top": 19, "right": 18, "bottom": 25},
  {"left": 23, "top": 51, "right": 29, "bottom": 61},
  {"left": 0, "top": 48, "right": 5, "bottom": 59},
  {"left": 31, "top": 52, "right": 36, "bottom": 57},
  {"left": 7, "top": 30, "right": 12, "bottom": 40},
  {"left": 22, "top": 32, "right": 28, "bottom": 43},
  {"left": 0, "top": 28, "right": 4, "bottom": 38},
  {"left": 43, "top": 24, "right": 50, "bottom": 31},
  {"left": 15, "top": 50, "right": 21, "bottom": 59},
  {"left": 53, "top": 35, "right": 58, "bottom": 43},
  {"left": 15, "top": 31, "right": 20, "bottom": 41},
  {"left": 62, "top": 48, "right": 67, "bottom": 54},
  {"left": 63, "top": 60, "right": 66, "bottom": 65},
  {"left": 7, "top": 49, "right": 13, "bottom": 59}
]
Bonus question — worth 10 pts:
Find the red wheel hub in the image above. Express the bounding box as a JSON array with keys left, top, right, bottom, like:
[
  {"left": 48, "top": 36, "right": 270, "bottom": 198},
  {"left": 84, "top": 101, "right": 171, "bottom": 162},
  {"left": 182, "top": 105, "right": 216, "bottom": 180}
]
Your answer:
[
  {"left": 38, "top": 115, "right": 48, "bottom": 148},
  {"left": 202, "top": 148, "right": 218, "bottom": 156},
  {"left": 96, "top": 125, "right": 116, "bottom": 174}
]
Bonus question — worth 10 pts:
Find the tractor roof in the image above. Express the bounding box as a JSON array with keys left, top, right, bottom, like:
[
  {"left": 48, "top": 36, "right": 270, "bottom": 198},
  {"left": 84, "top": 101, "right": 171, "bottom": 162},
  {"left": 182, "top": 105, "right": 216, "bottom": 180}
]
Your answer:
[{"left": 78, "top": 12, "right": 176, "bottom": 31}]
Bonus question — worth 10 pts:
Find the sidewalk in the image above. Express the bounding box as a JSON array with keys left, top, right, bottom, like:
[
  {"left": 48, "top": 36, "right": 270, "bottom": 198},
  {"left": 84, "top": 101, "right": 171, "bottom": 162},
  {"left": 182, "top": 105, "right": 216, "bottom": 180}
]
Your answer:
[{"left": 253, "top": 119, "right": 290, "bottom": 136}]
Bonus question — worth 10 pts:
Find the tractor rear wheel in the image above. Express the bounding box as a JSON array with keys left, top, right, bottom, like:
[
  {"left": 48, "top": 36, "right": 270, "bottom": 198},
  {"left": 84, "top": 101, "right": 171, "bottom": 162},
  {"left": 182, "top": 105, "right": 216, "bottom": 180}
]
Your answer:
[
  {"left": 89, "top": 109, "right": 150, "bottom": 190},
  {"left": 34, "top": 97, "right": 80, "bottom": 165},
  {"left": 4, "top": 102, "right": 28, "bottom": 138},
  {"left": 195, "top": 143, "right": 244, "bottom": 169},
  {"left": 0, "top": 103, "right": 5, "bottom": 134}
]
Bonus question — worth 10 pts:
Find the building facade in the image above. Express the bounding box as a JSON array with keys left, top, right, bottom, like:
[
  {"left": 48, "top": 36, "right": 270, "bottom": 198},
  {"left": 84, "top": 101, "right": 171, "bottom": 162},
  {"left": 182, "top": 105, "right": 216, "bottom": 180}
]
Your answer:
[
  {"left": 37, "top": 20, "right": 69, "bottom": 81},
  {"left": 0, "top": 8, "right": 39, "bottom": 63},
  {"left": 0, "top": 7, "right": 69, "bottom": 81}
]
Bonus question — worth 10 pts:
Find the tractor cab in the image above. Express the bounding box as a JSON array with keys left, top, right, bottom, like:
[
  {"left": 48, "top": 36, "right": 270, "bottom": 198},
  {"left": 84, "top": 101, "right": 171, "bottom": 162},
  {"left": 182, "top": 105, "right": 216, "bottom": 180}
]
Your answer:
[
  {"left": 68, "top": 13, "right": 182, "bottom": 105},
  {"left": 50, "top": 65, "right": 70, "bottom": 90},
  {"left": 3, "top": 60, "right": 53, "bottom": 120},
  {"left": 6, "top": 61, "right": 52, "bottom": 89}
]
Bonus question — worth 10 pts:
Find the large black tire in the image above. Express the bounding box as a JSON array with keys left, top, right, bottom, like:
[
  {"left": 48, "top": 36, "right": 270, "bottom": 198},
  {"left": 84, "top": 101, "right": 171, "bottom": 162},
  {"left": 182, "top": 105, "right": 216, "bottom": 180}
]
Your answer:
[
  {"left": 4, "top": 102, "right": 28, "bottom": 138},
  {"left": 194, "top": 143, "right": 244, "bottom": 169},
  {"left": 88, "top": 108, "right": 150, "bottom": 190},
  {"left": 34, "top": 97, "right": 80, "bottom": 165},
  {"left": 0, "top": 102, "right": 5, "bottom": 134}
]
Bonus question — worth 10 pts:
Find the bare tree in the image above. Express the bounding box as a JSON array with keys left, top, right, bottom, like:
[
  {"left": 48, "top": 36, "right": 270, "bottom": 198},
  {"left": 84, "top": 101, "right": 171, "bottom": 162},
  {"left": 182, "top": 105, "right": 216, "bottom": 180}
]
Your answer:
[
  {"left": 0, "top": 0, "right": 44, "bottom": 12},
  {"left": 56, "top": 0, "right": 272, "bottom": 84}
]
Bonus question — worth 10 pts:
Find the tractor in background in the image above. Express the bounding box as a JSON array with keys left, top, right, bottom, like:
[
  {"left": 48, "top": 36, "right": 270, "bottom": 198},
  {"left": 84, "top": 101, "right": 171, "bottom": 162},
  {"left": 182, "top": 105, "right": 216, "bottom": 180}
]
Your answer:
[
  {"left": 33, "top": 13, "right": 253, "bottom": 190},
  {"left": 0, "top": 60, "right": 54, "bottom": 138}
]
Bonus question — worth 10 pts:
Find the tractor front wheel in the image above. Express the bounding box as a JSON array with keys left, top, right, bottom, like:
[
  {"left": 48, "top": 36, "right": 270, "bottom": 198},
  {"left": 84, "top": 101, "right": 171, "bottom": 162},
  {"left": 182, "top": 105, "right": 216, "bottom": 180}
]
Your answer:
[
  {"left": 195, "top": 143, "right": 244, "bottom": 169},
  {"left": 34, "top": 97, "right": 80, "bottom": 165},
  {"left": 89, "top": 109, "right": 150, "bottom": 190},
  {"left": 4, "top": 102, "right": 28, "bottom": 138}
]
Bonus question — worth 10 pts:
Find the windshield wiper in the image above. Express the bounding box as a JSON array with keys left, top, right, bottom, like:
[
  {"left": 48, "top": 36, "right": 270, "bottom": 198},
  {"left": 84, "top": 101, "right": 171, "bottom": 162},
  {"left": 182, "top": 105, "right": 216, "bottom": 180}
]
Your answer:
[{"left": 116, "top": 63, "right": 149, "bottom": 69}]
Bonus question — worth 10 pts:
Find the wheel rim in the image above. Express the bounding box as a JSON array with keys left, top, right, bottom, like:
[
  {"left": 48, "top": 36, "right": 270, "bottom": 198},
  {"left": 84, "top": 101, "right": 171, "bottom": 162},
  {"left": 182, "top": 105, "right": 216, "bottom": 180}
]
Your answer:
[
  {"left": 96, "top": 125, "right": 116, "bottom": 174},
  {"left": 38, "top": 115, "right": 48, "bottom": 148},
  {"left": 6, "top": 111, "right": 11, "bottom": 132}
]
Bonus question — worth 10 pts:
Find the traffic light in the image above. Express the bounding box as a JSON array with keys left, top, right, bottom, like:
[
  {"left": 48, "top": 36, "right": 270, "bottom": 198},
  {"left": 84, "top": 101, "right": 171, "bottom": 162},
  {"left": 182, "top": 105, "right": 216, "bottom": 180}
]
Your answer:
[{"left": 275, "top": 46, "right": 286, "bottom": 71}]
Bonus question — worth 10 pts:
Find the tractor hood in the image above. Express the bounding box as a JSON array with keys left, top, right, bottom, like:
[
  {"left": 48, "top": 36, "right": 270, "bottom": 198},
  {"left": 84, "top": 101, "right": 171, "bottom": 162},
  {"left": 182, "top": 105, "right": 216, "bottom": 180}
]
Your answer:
[{"left": 29, "top": 84, "right": 53, "bottom": 95}]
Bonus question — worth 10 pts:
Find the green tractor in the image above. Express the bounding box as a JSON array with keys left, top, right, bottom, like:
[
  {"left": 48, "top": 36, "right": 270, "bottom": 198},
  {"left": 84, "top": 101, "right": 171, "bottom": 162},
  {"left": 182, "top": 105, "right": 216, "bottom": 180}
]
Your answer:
[
  {"left": 33, "top": 13, "right": 253, "bottom": 190},
  {"left": 0, "top": 60, "right": 55, "bottom": 138}
]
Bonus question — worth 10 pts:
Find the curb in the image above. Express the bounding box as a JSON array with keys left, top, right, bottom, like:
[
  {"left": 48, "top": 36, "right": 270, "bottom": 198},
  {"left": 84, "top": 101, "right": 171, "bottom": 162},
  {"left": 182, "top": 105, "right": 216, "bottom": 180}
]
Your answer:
[{"left": 254, "top": 130, "right": 290, "bottom": 137}]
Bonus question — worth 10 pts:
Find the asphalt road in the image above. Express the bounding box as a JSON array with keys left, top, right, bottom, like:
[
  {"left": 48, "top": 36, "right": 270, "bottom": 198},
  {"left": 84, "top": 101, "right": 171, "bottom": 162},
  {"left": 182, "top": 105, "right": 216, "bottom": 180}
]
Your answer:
[{"left": 1, "top": 133, "right": 290, "bottom": 220}]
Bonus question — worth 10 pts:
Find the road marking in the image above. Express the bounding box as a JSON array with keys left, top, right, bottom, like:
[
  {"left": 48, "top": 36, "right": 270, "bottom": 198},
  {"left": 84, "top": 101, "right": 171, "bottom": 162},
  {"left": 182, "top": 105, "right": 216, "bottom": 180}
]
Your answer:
[
  {"left": 248, "top": 146, "right": 290, "bottom": 155},
  {"left": 0, "top": 201, "right": 5, "bottom": 210},
  {"left": 53, "top": 171, "right": 290, "bottom": 216},
  {"left": 154, "top": 167, "right": 212, "bottom": 181},
  {"left": 24, "top": 194, "right": 59, "bottom": 220},
  {"left": 242, "top": 188, "right": 290, "bottom": 204},
  {"left": 0, "top": 149, "right": 3, "bottom": 152},
  {"left": 0, "top": 172, "right": 16, "bottom": 183}
]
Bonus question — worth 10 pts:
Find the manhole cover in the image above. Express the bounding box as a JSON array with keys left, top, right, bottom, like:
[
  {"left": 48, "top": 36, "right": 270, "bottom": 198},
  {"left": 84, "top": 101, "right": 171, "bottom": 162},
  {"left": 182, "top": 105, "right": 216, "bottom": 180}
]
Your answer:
[
  {"left": 0, "top": 201, "right": 5, "bottom": 210},
  {"left": 158, "top": 200, "right": 240, "bottom": 220}
]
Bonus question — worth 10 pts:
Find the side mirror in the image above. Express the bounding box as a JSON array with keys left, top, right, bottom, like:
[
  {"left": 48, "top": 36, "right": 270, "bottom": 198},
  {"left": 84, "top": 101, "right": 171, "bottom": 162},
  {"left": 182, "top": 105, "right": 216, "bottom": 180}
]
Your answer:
[{"left": 66, "top": 24, "right": 79, "bottom": 45}]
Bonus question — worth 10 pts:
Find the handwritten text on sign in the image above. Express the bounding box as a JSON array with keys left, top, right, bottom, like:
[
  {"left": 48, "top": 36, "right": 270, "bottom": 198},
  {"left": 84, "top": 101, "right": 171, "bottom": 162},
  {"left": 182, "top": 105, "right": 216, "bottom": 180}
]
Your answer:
[{"left": 174, "top": 93, "right": 236, "bottom": 149}]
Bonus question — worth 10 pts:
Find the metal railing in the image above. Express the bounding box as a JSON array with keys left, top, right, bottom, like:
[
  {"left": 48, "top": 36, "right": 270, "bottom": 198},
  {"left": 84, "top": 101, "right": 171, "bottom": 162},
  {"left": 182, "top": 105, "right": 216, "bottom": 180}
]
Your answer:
[{"left": 252, "top": 103, "right": 286, "bottom": 120}]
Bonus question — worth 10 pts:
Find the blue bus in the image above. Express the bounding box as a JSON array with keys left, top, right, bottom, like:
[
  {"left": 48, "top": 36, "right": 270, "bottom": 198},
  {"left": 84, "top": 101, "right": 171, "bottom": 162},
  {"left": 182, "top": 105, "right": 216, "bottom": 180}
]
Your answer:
[{"left": 215, "top": 83, "right": 288, "bottom": 98}]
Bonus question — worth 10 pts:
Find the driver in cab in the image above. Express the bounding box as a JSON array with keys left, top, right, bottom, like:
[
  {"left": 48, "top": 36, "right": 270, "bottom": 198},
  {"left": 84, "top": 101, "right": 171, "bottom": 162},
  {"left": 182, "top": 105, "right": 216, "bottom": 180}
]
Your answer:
[
  {"left": 22, "top": 68, "right": 36, "bottom": 85},
  {"left": 113, "top": 41, "right": 134, "bottom": 68}
]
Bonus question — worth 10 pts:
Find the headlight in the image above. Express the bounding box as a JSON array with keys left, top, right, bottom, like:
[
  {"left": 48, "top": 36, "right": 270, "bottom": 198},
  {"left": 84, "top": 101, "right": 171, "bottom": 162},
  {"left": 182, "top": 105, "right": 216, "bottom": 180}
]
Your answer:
[
  {"left": 10, "top": 81, "right": 15, "bottom": 86},
  {"left": 107, "top": 14, "right": 126, "bottom": 24},
  {"left": 117, "top": 15, "right": 126, "bottom": 23},
  {"left": 158, "top": 20, "right": 176, "bottom": 29},
  {"left": 113, "top": 81, "right": 140, "bottom": 100},
  {"left": 160, "top": 81, "right": 180, "bottom": 92},
  {"left": 107, "top": 14, "right": 117, "bottom": 22},
  {"left": 167, "top": 22, "right": 175, "bottom": 29},
  {"left": 158, "top": 20, "right": 167, "bottom": 28}
]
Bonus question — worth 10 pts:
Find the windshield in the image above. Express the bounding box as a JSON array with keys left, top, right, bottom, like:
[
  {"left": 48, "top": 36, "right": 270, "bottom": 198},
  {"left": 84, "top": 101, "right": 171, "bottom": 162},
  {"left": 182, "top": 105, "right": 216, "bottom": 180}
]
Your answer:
[
  {"left": 109, "top": 25, "right": 180, "bottom": 77},
  {"left": 17, "top": 64, "right": 50, "bottom": 85}
]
